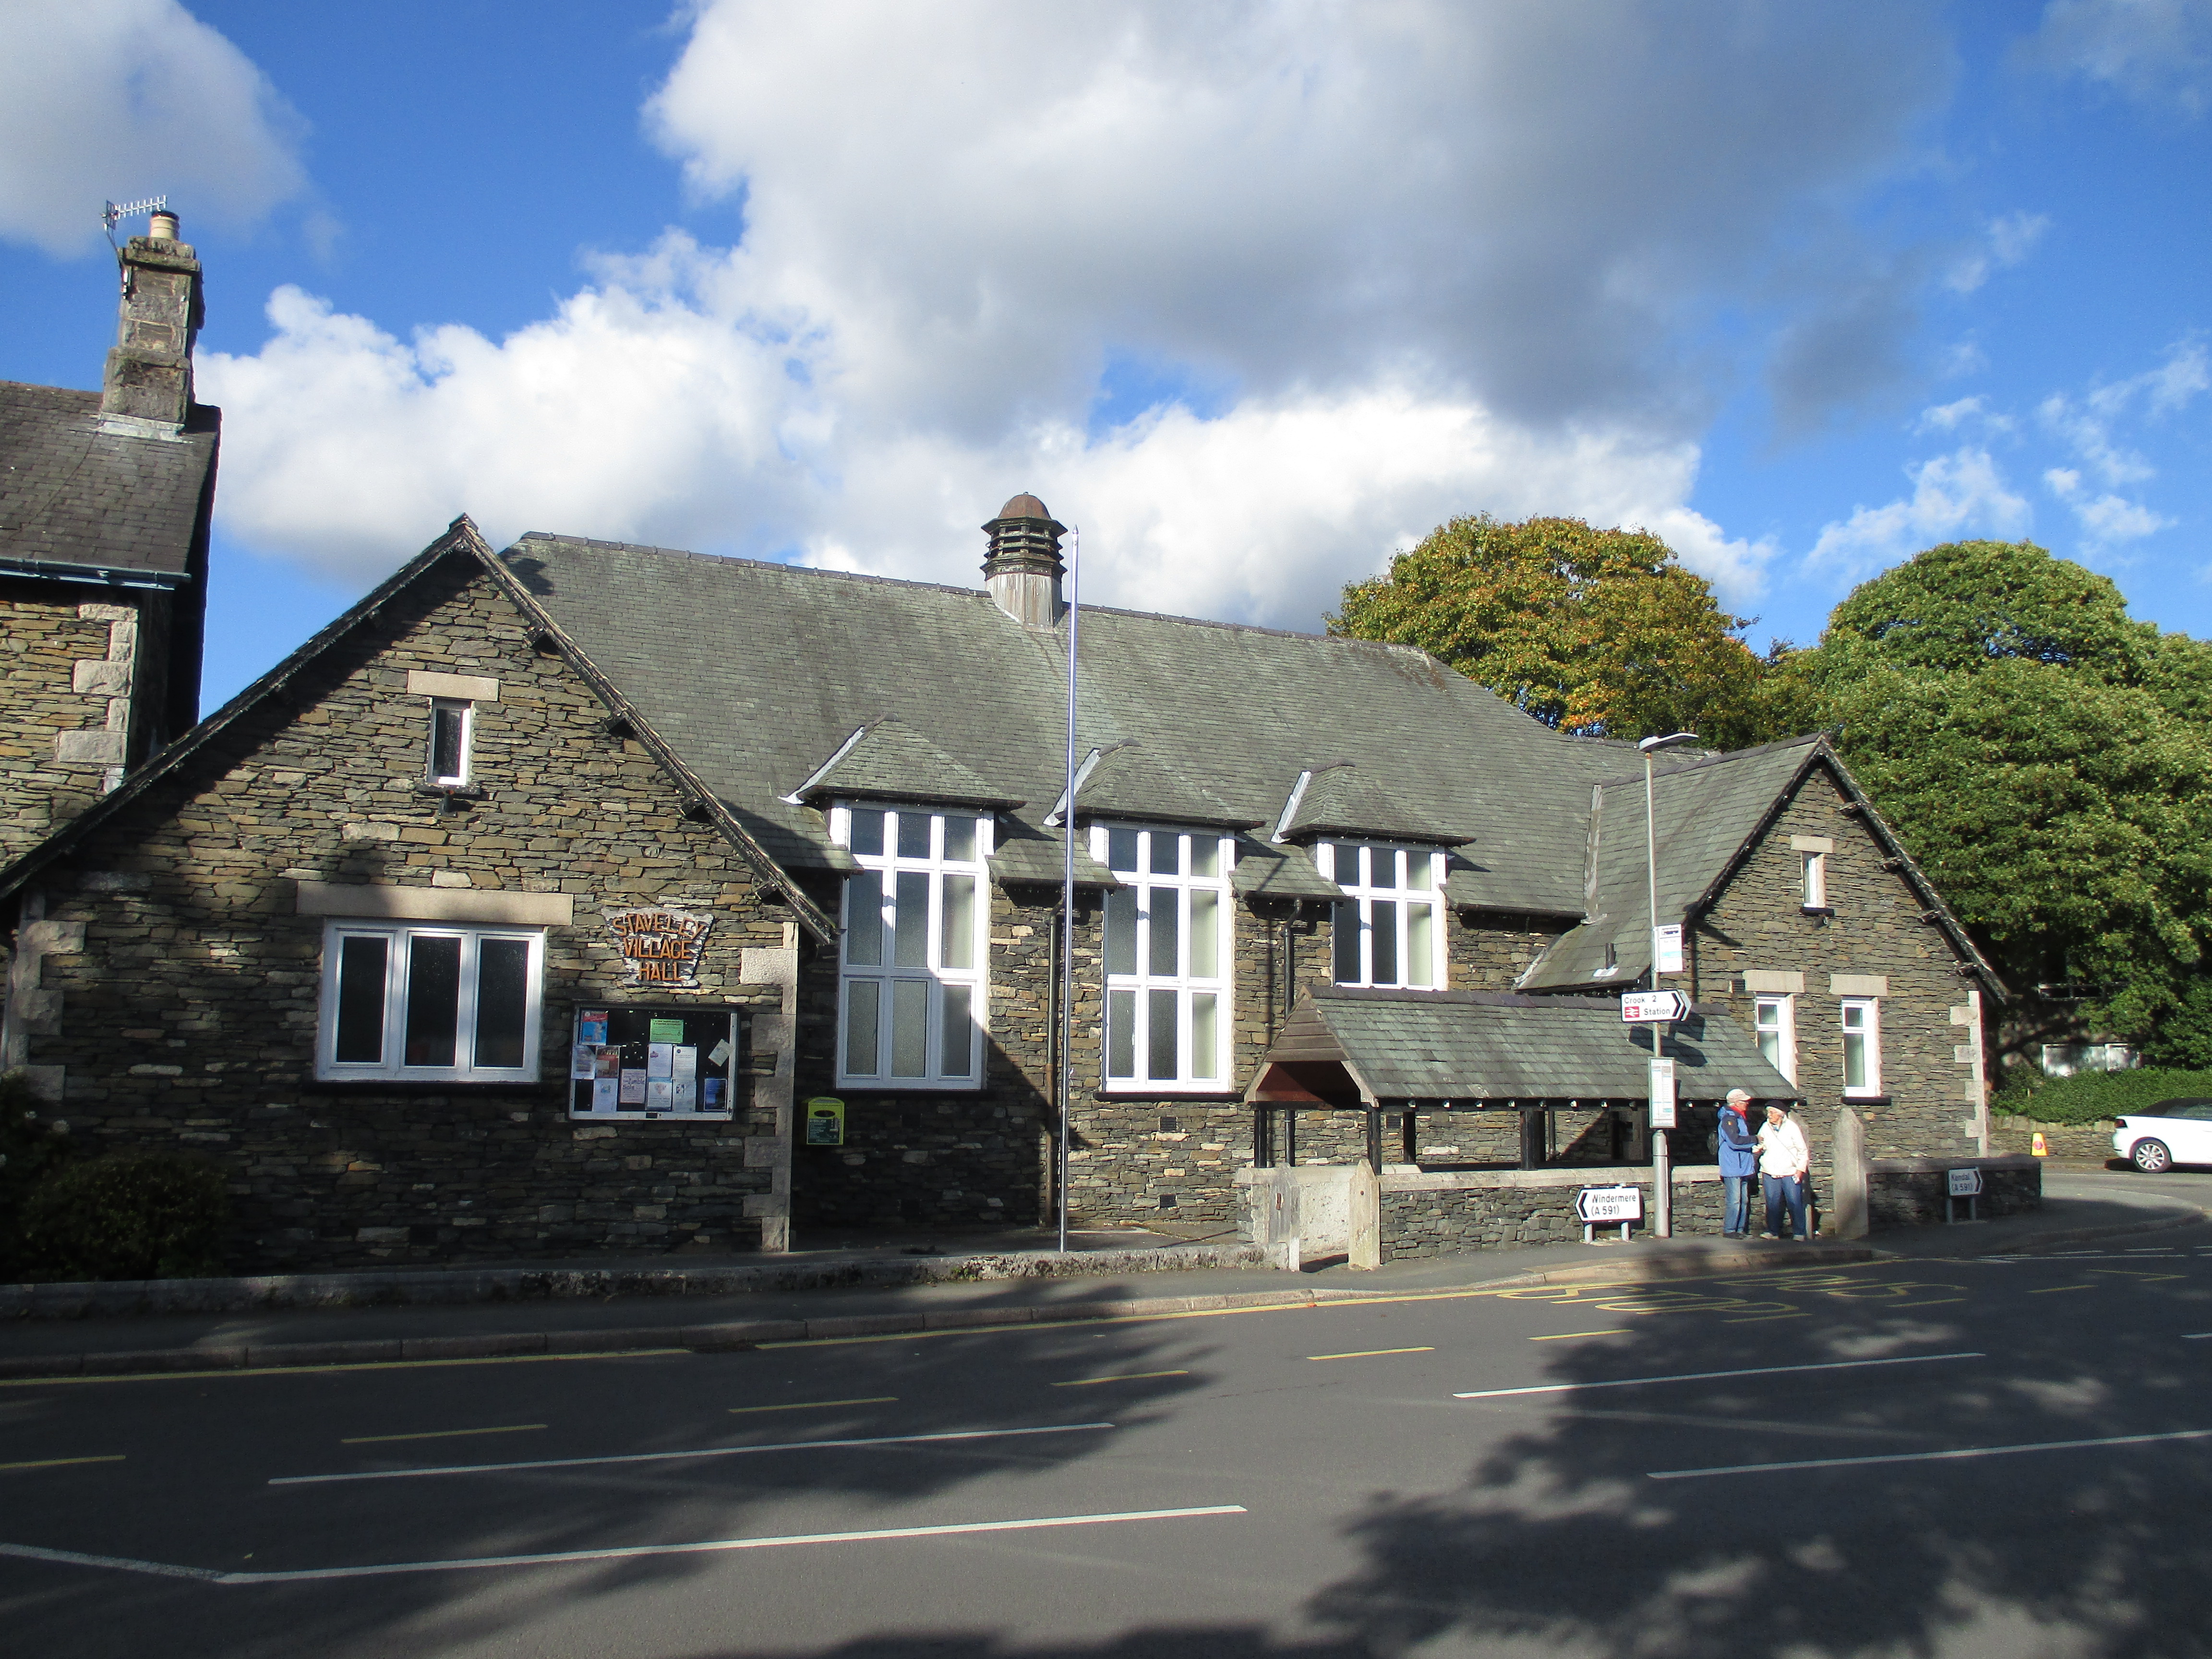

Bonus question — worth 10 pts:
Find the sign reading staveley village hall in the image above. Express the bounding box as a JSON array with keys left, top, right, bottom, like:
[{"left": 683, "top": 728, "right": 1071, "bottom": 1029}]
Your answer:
[
  {"left": 603, "top": 905, "right": 713, "bottom": 987},
  {"left": 0, "top": 255, "right": 2017, "bottom": 1278}
]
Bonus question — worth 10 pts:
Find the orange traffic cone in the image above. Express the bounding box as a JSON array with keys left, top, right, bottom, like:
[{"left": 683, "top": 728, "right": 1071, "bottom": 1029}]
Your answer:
[{"left": 2031, "top": 1130, "right": 2049, "bottom": 1157}]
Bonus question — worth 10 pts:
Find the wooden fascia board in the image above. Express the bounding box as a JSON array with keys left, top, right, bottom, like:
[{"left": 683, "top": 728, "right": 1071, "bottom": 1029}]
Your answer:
[{"left": 469, "top": 536, "right": 838, "bottom": 945}]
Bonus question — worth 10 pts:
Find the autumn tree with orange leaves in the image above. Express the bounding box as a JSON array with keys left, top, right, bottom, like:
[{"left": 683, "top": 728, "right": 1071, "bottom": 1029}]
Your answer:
[{"left": 1328, "top": 514, "right": 1776, "bottom": 747}]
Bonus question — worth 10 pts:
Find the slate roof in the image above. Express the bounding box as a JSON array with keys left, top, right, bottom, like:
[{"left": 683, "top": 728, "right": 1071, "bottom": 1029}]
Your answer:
[
  {"left": 1516, "top": 736, "right": 2001, "bottom": 996},
  {"left": 1229, "top": 838, "right": 1346, "bottom": 903},
  {"left": 502, "top": 533, "right": 1626, "bottom": 909},
  {"left": 1250, "top": 986, "right": 1803, "bottom": 1105},
  {"left": 1058, "top": 741, "right": 1258, "bottom": 829},
  {"left": 790, "top": 716, "right": 1022, "bottom": 808},
  {"left": 0, "top": 382, "right": 217, "bottom": 582},
  {"left": 1275, "top": 761, "right": 1470, "bottom": 845}
]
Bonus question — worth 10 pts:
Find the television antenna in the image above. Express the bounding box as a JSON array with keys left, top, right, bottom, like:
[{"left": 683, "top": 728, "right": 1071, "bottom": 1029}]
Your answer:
[{"left": 102, "top": 195, "right": 168, "bottom": 252}]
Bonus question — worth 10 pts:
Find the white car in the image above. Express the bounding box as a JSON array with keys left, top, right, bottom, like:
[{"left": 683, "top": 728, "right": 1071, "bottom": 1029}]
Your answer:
[{"left": 2112, "top": 1099, "right": 2212, "bottom": 1173}]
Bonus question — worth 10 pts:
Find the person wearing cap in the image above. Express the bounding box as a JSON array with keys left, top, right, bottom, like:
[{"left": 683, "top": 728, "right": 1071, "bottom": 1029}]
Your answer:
[
  {"left": 1717, "top": 1089, "right": 1758, "bottom": 1238},
  {"left": 1756, "top": 1101, "right": 1812, "bottom": 1240}
]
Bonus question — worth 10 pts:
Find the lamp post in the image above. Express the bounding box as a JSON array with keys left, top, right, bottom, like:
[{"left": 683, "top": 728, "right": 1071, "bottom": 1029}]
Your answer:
[{"left": 1638, "top": 730, "right": 1698, "bottom": 1238}]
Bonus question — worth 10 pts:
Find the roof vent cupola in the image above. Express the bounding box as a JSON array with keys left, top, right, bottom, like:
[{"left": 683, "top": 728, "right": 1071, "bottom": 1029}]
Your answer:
[{"left": 982, "top": 493, "right": 1067, "bottom": 627}]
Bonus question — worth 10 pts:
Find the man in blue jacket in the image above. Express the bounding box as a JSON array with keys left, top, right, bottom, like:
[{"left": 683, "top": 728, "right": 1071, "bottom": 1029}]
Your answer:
[{"left": 1718, "top": 1088, "right": 1758, "bottom": 1239}]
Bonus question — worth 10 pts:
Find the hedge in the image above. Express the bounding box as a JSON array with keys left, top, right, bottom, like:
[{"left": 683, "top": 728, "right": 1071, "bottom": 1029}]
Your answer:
[
  {"left": 16, "top": 1151, "right": 230, "bottom": 1281},
  {"left": 1990, "top": 1066, "right": 2212, "bottom": 1127}
]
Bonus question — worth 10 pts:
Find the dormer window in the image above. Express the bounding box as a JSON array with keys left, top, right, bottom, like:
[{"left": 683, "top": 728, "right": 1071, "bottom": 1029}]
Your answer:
[
  {"left": 833, "top": 804, "right": 993, "bottom": 1088},
  {"left": 428, "top": 699, "right": 472, "bottom": 786},
  {"left": 1320, "top": 841, "right": 1443, "bottom": 989}
]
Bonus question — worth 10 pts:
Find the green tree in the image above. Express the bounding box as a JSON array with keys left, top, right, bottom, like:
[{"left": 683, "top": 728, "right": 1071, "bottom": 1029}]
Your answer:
[
  {"left": 1329, "top": 514, "right": 1768, "bottom": 745},
  {"left": 1794, "top": 541, "right": 2212, "bottom": 1056}
]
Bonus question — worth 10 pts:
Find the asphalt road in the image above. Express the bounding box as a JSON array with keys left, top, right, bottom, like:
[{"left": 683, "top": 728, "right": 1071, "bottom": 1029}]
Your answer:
[{"left": 5, "top": 1182, "right": 2211, "bottom": 1658}]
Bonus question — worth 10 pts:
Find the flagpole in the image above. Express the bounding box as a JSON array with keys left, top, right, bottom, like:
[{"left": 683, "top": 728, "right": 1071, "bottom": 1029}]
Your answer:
[{"left": 1058, "top": 526, "right": 1080, "bottom": 1254}]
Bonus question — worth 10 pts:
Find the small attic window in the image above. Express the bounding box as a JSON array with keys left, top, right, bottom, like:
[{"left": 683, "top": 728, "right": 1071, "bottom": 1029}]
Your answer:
[{"left": 428, "top": 700, "right": 472, "bottom": 786}]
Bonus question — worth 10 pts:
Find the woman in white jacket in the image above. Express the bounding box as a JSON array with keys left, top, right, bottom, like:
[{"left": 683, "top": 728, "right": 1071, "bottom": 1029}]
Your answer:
[{"left": 1755, "top": 1103, "right": 1811, "bottom": 1241}]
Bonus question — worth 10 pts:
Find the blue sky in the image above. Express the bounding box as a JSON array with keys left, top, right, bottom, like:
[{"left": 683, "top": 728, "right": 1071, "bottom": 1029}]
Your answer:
[{"left": 2, "top": 1, "right": 2207, "bottom": 708}]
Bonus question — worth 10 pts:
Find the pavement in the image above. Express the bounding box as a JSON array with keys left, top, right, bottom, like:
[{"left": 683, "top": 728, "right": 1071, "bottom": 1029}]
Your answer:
[{"left": 1, "top": 1165, "right": 2203, "bottom": 1382}]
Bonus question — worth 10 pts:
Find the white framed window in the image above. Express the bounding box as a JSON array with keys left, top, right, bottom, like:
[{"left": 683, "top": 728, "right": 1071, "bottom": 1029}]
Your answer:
[
  {"left": 1840, "top": 997, "right": 1881, "bottom": 1096},
  {"left": 428, "top": 699, "right": 473, "bottom": 785},
  {"left": 834, "top": 804, "right": 992, "bottom": 1088},
  {"left": 1319, "top": 841, "right": 1444, "bottom": 989},
  {"left": 317, "top": 921, "right": 544, "bottom": 1082},
  {"left": 1754, "top": 994, "right": 1796, "bottom": 1083},
  {"left": 1093, "top": 824, "right": 1233, "bottom": 1092},
  {"left": 1801, "top": 851, "right": 1828, "bottom": 910}
]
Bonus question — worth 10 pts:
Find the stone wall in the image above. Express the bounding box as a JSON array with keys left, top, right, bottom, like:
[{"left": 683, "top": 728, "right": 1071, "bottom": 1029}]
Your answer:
[
  {"left": 14, "top": 553, "right": 793, "bottom": 1271},
  {"left": 1691, "top": 766, "right": 1985, "bottom": 1171},
  {"left": 0, "top": 581, "right": 162, "bottom": 863},
  {"left": 1868, "top": 1156, "right": 2041, "bottom": 1228},
  {"left": 1380, "top": 1167, "right": 1727, "bottom": 1259},
  {"left": 1988, "top": 1118, "right": 2116, "bottom": 1161}
]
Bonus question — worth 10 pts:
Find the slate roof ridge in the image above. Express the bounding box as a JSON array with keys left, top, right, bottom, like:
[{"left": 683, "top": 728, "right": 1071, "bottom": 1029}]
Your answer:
[
  {"left": 1313, "top": 985, "right": 1623, "bottom": 1012},
  {"left": 1588, "top": 732, "right": 1827, "bottom": 793},
  {"left": 509, "top": 533, "right": 998, "bottom": 605},
  {"left": 509, "top": 529, "right": 1462, "bottom": 650}
]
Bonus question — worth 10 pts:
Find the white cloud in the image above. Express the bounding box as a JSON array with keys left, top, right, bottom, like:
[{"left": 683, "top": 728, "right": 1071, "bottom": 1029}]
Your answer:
[
  {"left": 1916, "top": 395, "right": 2014, "bottom": 435},
  {"left": 0, "top": 0, "right": 305, "bottom": 255},
  {"left": 1946, "top": 210, "right": 2052, "bottom": 293},
  {"left": 1805, "top": 448, "right": 2032, "bottom": 579},
  {"left": 200, "top": 267, "right": 1774, "bottom": 629},
  {"left": 2039, "top": 337, "right": 2208, "bottom": 485},
  {"left": 2044, "top": 465, "right": 2171, "bottom": 544},
  {"left": 198, "top": 1, "right": 1970, "bottom": 629},
  {"left": 2023, "top": 0, "right": 2212, "bottom": 116}
]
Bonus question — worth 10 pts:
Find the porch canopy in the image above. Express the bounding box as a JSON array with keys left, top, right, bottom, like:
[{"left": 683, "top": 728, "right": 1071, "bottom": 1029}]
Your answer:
[{"left": 1245, "top": 986, "right": 1803, "bottom": 1170}]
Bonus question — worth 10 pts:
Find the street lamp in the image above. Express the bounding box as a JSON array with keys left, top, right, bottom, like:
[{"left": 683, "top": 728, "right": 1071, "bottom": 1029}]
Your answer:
[{"left": 1637, "top": 731, "right": 1698, "bottom": 1238}]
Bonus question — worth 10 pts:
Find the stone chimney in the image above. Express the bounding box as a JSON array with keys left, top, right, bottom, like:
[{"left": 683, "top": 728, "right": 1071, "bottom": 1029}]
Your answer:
[
  {"left": 982, "top": 493, "right": 1067, "bottom": 627},
  {"left": 100, "top": 210, "right": 204, "bottom": 430}
]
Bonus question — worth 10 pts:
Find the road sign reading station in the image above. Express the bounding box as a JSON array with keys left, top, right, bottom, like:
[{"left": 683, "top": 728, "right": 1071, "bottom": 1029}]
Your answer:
[
  {"left": 1620, "top": 990, "right": 1689, "bottom": 1023},
  {"left": 1576, "top": 1185, "right": 1644, "bottom": 1224},
  {"left": 1947, "top": 1167, "right": 1984, "bottom": 1197},
  {"left": 1648, "top": 1057, "right": 1677, "bottom": 1128}
]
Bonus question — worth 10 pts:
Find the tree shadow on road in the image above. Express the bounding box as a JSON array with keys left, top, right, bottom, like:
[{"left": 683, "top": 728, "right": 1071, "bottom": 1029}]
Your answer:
[{"left": 9, "top": 1256, "right": 2212, "bottom": 1658}]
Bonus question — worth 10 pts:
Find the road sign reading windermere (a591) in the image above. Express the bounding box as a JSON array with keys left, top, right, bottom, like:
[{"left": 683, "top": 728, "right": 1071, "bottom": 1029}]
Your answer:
[{"left": 1575, "top": 1185, "right": 1643, "bottom": 1224}]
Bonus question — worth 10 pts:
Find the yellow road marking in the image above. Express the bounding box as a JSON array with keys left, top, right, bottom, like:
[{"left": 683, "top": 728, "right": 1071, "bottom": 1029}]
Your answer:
[
  {"left": 2028, "top": 1285, "right": 2097, "bottom": 1295},
  {"left": 729, "top": 1396, "right": 897, "bottom": 1415},
  {"left": 1307, "top": 1347, "right": 1435, "bottom": 1361},
  {"left": 2089, "top": 1271, "right": 2184, "bottom": 1282},
  {"left": 342, "top": 1423, "right": 547, "bottom": 1446},
  {"left": 1725, "top": 1313, "right": 1809, "bottom": 1323},
  {"left": 1050, "top": 1370, "right": 1190, "bottom": 1387},
  {"left": 1530, "top": 1330, "right": 1631, "bottom": 1342},
  {"left": 0, "top": 1453, "right": 125, "bottom": 1472},
  {"left": 0, "top": 1349, "right": 687, "bottom": 1390}
]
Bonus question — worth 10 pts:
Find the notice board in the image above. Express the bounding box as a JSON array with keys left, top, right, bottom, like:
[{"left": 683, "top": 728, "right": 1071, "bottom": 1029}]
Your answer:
[{"left": 568, "top": 1004, "right": 741, "bottom": 1120}]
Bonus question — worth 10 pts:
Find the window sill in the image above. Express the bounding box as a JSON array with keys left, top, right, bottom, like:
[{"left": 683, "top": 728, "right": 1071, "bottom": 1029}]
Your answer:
[
  {"left": 312, "top": 1075, "right": 548, "bottom": 1090},
  {"left": 1842, "top": 1093, "right": 1890, "bottom": 1105},
  {"left": 834, "top": 1081, "right": 985, "bottom": 1094},
  {"left": 568, "top": 1111, "right": 735, "bottom": 1123},
  {"left": 1096, "top": 1089, "right": 1248, "bottom": 1102},
  {"left": 1800, "top": 905, "right": 1834, "bottom": 917}
]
